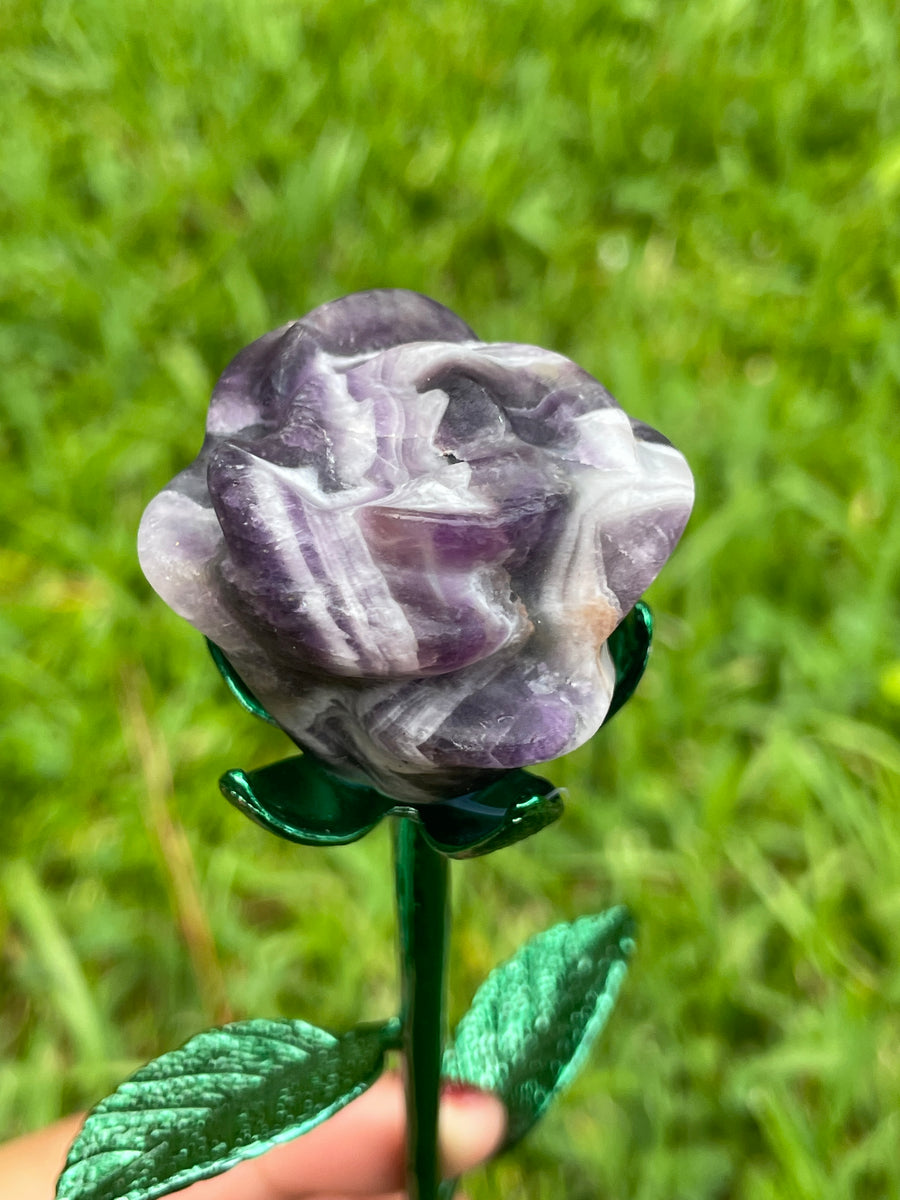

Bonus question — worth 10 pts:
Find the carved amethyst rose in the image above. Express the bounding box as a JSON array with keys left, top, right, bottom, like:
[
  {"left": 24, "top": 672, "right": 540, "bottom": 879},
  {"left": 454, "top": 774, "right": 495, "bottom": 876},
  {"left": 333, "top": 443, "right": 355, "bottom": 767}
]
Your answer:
[{"left": 138, "top": 290, "right": 693, "bottom": 803}]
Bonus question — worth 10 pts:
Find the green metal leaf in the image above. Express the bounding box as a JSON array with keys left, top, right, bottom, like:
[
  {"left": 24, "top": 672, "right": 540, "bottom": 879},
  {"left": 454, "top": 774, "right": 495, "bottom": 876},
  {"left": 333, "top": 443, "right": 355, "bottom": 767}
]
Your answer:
[
  {"left": 56, "top": 1018, "right": 399, "bottom": 1200},
  {"left": 443, "top": 907, "right": 635, "bottom": 1146}
]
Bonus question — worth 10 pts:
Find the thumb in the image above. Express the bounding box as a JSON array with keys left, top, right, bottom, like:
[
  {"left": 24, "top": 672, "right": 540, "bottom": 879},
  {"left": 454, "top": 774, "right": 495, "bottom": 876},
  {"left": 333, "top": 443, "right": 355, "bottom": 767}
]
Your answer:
[
  {"left": 438, "top": 1082, "right": 507, "bottom": 1178},
  {"left": 177, "top": 1072, "right": 505, "bottom": 1198}
]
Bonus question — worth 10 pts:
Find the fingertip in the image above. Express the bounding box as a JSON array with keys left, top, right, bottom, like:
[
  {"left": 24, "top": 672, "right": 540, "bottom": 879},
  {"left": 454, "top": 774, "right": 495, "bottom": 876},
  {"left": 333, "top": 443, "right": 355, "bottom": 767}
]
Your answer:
[{"left": 438, "top": 1084, "right": 507, "bottom": 1177}]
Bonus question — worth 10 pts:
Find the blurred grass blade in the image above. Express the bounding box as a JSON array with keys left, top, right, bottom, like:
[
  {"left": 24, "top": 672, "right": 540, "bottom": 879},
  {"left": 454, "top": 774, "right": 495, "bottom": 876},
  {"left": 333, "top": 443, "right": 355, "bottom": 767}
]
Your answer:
[
  {"left": 2, "top": 860, "right": 110, "bottom": 1068},
  {"left": 56, "top": 1018, "right": 398, "bottom": 1200},
  {"left": 748, "top": 1084, "right": 832, "bottom": 1199},
  {"left": 118, "top": 666, "right": 232, "bottom": 1024}
]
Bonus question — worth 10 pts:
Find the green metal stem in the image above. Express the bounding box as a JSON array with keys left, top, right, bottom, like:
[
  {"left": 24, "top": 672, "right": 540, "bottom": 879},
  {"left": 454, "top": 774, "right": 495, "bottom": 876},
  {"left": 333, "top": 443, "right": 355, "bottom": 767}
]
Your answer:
[{"left": 394, "top": 816, "right": 450, "bottom": 1200}]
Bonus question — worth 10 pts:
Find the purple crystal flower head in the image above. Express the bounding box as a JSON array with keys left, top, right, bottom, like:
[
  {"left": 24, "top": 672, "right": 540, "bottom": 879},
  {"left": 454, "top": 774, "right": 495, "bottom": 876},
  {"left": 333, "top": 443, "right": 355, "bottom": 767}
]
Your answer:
[{"left": 138, "top": 289, "right": 693, "bottom": 803}]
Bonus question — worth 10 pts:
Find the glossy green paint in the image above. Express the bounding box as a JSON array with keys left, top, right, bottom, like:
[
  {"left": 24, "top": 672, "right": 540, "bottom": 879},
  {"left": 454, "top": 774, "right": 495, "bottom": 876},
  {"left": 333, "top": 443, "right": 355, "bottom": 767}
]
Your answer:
[
  {"left": 415, "top": 771, "right": 563, "bottom": 858},
  {"left": 395, "top": 818, "right": 450, "bottom": 1200},
  {"left": 219, "top": 756, "right": 393, "bottom": 847},
  {"left": 604, "top": 601, "right": 653, "bottom": 724},
  {"left": 206, "top": 640, "right": 278, "bottom": 726},
  {"left": 219, "top": 750, "right": 564, "bottom": 858}
]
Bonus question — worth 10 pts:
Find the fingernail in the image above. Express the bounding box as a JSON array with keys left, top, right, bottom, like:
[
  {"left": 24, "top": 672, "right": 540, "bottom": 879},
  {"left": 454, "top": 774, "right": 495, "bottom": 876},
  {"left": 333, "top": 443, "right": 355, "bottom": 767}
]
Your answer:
[{"left": 439, "top": 1084, "right": 507, "bottom": 1175}]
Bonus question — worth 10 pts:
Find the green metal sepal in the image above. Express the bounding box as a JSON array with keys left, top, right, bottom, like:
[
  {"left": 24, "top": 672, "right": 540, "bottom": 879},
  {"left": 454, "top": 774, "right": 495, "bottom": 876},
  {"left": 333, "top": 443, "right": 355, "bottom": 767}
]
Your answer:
[
  {"left": 603, "top": 600, "right": 653, "bottom": 725},
  {"left": 208, "top": 608, "right": 651, "bottom": 857},
  {"left": 219, "top": 754, "right": 563, "bottom": 859},
  {"left": 415, "top": 771, "right": 562, "bottom": 858},
  {"left": 208, "top": 603, "right": 652, "bottom": 740},
  {"left": 220, "top": 757, "right": 393, "bottom": 847},
  {"left": 206, "top": 640, "right": 278, "bottom": 725}
]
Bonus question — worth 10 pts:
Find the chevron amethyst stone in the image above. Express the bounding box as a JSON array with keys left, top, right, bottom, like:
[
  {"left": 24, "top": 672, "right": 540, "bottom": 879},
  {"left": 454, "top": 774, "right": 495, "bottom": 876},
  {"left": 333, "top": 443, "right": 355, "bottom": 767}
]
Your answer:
[{"left": 138, "top": 290, "right": 693, "bottom": 803}]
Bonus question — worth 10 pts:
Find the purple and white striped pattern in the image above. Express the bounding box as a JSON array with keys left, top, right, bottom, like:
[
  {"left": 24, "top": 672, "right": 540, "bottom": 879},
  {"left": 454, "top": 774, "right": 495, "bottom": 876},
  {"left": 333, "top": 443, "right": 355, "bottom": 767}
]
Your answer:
[{"left": 139, "top": 290, "right": 693, "bottom": 802}]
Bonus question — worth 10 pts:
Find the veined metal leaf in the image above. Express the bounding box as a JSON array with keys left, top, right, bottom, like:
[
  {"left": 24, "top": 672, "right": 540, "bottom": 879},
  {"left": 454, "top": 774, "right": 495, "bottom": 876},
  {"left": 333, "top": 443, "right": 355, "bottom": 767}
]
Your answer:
[
  {"left": 443, "top": 907, "right": 635, "bottom": 1146},
  {"left": 56, "top": 1018, "right": 398, "bottom": 1200}
]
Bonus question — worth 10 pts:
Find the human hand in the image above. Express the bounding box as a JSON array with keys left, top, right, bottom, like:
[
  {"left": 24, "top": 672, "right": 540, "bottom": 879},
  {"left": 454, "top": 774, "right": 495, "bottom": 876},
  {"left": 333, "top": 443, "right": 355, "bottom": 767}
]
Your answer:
[{"left": 0, "top": 1074, "right": 506, "bottom": 1200}]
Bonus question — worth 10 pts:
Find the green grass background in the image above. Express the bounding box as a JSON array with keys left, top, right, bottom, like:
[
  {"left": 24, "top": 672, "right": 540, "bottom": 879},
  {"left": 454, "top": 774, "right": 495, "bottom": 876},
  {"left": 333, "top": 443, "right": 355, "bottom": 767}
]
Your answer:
[{"left": 3, "top": 0, "right": 900, "bottom": 1196}]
